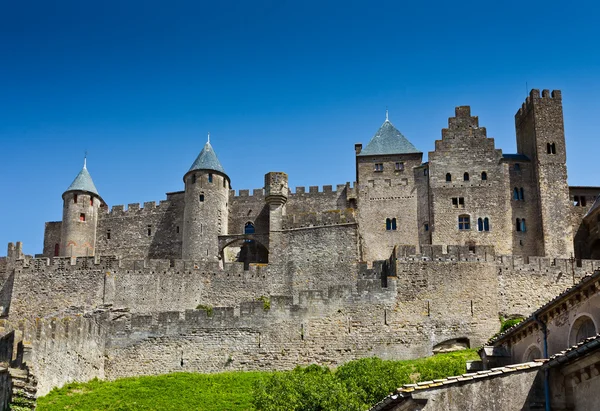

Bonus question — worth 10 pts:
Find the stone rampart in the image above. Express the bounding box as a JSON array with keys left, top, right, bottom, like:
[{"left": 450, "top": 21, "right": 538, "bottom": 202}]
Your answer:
[{"left": 282, "top": 209, "right": 356, "bottom": 230}]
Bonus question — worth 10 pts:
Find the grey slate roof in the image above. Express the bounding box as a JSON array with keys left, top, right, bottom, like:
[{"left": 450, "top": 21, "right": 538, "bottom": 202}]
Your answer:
[
  {"left": 358, "top": 120, "right": 420, "bottom": 156},
  {"left": 65, "top": 165, "right": 99, "bottom": 196},
  {"left": 188, "top": 141, "right": 226, "bottom": 174}
]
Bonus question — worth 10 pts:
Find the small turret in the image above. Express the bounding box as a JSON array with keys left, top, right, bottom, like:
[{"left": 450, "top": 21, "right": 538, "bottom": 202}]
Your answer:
[
  {"left": 182, "top": 134, "right": 230, "bottom": 261},
  {"left": 265, "top": 172, "right": 288, "bottom": 231},
  {"left": 60, "top": 158, "right": 103, "bottom": 257}
]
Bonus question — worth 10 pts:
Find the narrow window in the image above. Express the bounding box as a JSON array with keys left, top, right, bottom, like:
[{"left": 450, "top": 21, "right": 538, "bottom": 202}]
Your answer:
[
  {"left": 244, "top": 222, "right": 255, "bottom": 234},
  {"left": 386, "top": 218, "right": 391, "bottom": 231},
  {"left": 74, "top": 194, "right": 78, "bottom": 204},
  {"left": 514, "top": 163, "right": 521, "bottom": 172},
  {"left": 521, "top": 218, "right": 527, "bottom": 232},
  {"left": 147, "top": 225, "right": 152, "bottom": 236},
  {"left": 54, "top": 243, "right": 59, "bottom": 257},
  {"left": 107, "top": 229, "right": 111, "bottom": 240},
  {"left": 90, "top": 197, "right": 94, "bottom": 206},
  {"left": 519, "top": 188, "right": 525, "bottom": 201},
  {"left": 191, "top": 174, "right": 196, "bottom": 184},
  {"left": 446, "top": 173, "right": 452, "bottom": 182},
  {"left": 478, "top": 218, "right": 483, "bottom": 232},
  {"left": 481, "top": 171, "right": 487, "bottom": 181},
  {"left": 79, "top": 213, "right": 86, "bottom": 222},
  {"left": 374, "top": 163, "right": 384, "bottom": 172},
  {"left": 464, "top": 172, "right": 469, "bottom": 181},
  {"left": 424, "top": 223, "right": 429, "bottom": 232},
  {"left": 395, "top": 162, "right": 404, "bottom": 171},
  {"left": 516, "top": 218, "right": 521, "bottom": 232},
  {"left": 551, "top": 143, "right": 556, "bottom": 154},
  {"left": 208, "top": 173, "right": 213, "bottom": 183},
  {"left": 391, "top": 218, "right": 397, "bottom": 230},
  {"left": 452, "top": 197, "right": 458, "bottom": 207},
  {"left": 199, "top": 194, "right": 205, "bottom": 202},
  {"left": 176, "top": 226, "right": 180, "bottom": 234},
  {"left": 458, "top": 215, "right": 470, "bottom": 230},
  {"left": 513, "top": 188, "right": 519, "bottom": 201},
  {"left": 547, "top": 143, "right": 552, "bottom": 154},
  {"left": 484, "top": 217, "right": 490, "bottom": 231}
]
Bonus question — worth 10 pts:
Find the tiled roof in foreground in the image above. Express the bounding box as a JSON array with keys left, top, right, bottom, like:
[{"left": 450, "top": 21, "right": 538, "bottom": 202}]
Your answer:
[{"left": 369, "top": 361, "right": 544, "bottom": 411}]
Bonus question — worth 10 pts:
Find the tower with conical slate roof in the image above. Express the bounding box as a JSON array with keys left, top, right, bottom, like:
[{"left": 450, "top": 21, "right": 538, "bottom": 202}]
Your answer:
[
  {"left": 60, "top": 159, "right": 103, "bottom": 257},
  {"left": 355, "top": 114, "right": 423, "bottom": 262},
  {"left": 182, "top": 135, "right": 230, "bottom": 261}
]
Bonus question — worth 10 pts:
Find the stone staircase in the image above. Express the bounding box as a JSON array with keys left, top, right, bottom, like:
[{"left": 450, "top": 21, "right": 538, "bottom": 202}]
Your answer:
[{"left": 8, "top": 367, "right": 37, "bottom": 410}]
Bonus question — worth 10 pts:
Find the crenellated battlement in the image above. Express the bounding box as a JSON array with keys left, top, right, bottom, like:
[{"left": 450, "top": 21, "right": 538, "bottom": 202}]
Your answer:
[
  {"left": 229, "top": 188, "right": 266, "bottom": 198},
  {"left": 515, "top": 89, "right": 562, "bottom": 122},
  {"left": 104, "top": 199, "right": 171, "bottom": 215},
  {"left": 282, "top": 209, "right": 356, "bottom": 230},
  {"left": 290, "top": 183, "right": 354, "bottom": 195},
  {"left": 392, "top": 244, "right": 496, "bottom": 262}
]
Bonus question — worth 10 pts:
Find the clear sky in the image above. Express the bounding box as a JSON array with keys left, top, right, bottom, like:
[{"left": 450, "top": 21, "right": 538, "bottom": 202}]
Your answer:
[{"left": 1, "top": 0, "right": 599, "bottom": 255}]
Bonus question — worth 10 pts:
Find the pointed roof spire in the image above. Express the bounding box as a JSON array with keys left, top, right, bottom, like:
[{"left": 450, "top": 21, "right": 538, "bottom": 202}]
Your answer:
[
  {"left": 64, "top": 156, "right": 100, "bottom": 196},
  {"left": 358, "top": 118, "right": 421, "bottom": 156},
  {"left": 385, "top": 107, "right": 389, "bottom": 122},
  {"left": 187, "top": 135, "right": 226, "bottom": 176}
]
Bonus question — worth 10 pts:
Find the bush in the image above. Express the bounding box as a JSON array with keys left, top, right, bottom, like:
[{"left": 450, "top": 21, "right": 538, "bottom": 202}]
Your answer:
[
  {"left": 196, "top": 304, "right": 213, "bottom": 316},
  {"left": 500, "top": 316, "right": 524, "bottom": 333}
]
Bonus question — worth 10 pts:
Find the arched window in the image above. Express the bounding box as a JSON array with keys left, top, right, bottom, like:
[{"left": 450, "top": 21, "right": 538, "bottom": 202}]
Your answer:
[
  {"left": 458, "top": 215, "right": 470, "bottom": 230},
  {"left": 244, "top": 222, "right": 255, "bottom": 234},
  {"left": 484, "top": 217, "right": 490, "bottom": 231},
  {"left": 464, "top": 172, "right": 469, "bottom": 181},
  {"left": 391, "top": 218, "right": 397, "bottom": 230},
  {"left": 519, "top": 188, "right": 525, "bottom": 201},
  {"left": 386, "top": 218, "right": 391, "bottom": 231},
  {"left": 481, "top": 171, "right": 487, "bottom": 181},
  {"left": 477, "top": 218, "right": 483, "bottom": 231},
  {"left": 446, "top": 173, "right": 452, "bottom": 182},
  {"left": 513, "top": 188, "right": 519, "bottom": 201},
  {"left": 523, "top": 345, "right": 542, "bottom": 362},
  {"left": 570, "top": 316, "right": 597, "bottom": 345},
  {"left": 516, "top": 218, "right": 521, "bottom": 232},
  {"left": 520, "top": 218, "right": 526, "bottom": 232}
]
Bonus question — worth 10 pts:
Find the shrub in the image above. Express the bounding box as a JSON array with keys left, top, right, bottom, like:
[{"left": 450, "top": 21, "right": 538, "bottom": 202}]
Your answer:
[{"left": 196, "top": 304, "right": 213, "bottom": 316}]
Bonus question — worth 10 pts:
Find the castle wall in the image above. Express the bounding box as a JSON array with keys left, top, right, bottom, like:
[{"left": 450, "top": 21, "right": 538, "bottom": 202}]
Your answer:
[
  {"left": 428, "top": 107, "right": 512, "bottom": 254},
  {"left": 228, "top": 189, "right": 269, "bottom": 237},
  {"left": 42, "top": 221, "right": 62, "bottom": 258},
  {"left": 96, "top": 192, "right": 185, "bottom": 260},
  {"left": 286, "top": 184, "right": 350, "bottom": 215},
  {"left": 569, "top": 186, "right": 600, "bottom": 258},
  {"left": 7, "top": 314, "right": 107, "bottom": 396},
  {"left": 415, "top": 165, "right": 431, "bottom": 246}
]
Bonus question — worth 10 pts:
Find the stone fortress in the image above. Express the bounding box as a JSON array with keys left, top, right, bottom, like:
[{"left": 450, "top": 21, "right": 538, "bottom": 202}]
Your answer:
[{"left": 2, "top": 89, "right": 600, "bottom": 398}]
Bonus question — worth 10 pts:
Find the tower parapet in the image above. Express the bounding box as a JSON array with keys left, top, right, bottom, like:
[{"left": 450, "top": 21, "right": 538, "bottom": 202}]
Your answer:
[{"left": 265, "top": 172, "right": 288, "bottom": 232}]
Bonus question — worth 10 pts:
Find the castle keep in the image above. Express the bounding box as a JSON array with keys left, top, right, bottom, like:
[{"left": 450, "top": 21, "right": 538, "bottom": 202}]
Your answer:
[{"left": 2, "top": 89, "right": 600, "bottom": 397}]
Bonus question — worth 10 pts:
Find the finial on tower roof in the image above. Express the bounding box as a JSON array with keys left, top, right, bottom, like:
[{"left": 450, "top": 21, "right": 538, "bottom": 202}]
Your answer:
[
  {"left": 207, "top": 132, "right": 210, "bottom": 144},
  {"left": 385, "top": 107, "right": 389, "bottom": 122},
  {"left": 83, "top": 150, "right": 87, "bottom": 169}
]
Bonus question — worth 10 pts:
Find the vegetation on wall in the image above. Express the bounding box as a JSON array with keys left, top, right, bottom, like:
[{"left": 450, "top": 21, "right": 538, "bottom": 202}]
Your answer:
[{"left": 37, "top": 350, "right": 478, "bottom": 411}]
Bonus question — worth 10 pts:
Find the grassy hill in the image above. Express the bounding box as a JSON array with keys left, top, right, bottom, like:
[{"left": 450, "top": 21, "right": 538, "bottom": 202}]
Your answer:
[{"left": 37, "top": 349, "right": 479, "bottom": 411}]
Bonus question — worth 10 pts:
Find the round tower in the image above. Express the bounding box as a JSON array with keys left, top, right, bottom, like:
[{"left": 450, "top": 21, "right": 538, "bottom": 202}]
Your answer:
[
  {"left": 182, "top": 135, "right": 230, "bottom": 261},
  {"left": 60, "top": 158, "right": 103, "bottom": 257}
]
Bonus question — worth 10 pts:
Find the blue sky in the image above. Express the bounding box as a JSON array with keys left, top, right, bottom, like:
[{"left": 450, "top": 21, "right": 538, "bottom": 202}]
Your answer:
[{"left": 1, "top": 0, "right": 599, "bottom": 255}]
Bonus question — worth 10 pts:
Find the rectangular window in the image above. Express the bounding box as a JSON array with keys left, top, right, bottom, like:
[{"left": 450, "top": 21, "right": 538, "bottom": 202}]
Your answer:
[
  {"left": 199, "top": 194, "right": 205, "bottom": 202},
  {"left": 374, "top": 163, "right": 384, "bottom": 172},
  {"left": 208, "top": 173, "right": 213, "bottom": 183},
  {"left": 424, "top": 223, "right": 429, "bottom": 232},
  {"left": 147, "top": 225, "right": 152, "bottom": 236},
  {"left": 452, "top": 198, "right": 458, "bottom": 207},
  {"left": 79, "top": 213, "right": 86, "bottom": 222},
  {"left": 107, "top": 229, "right": 111, "bottom": 240},
  {"left": 458, "top": 215, "right": 470, "bottom": 230},
  {"left": 74, "top": 195, "right": 78, "bottom": 204},
  {"left": 176, "top": 226, "right": 180, "bottom": 234},
  {"left": 452, "top": 197, "right": 464, "bottom": 208},
  {"left": 395, "top": 162, "right": 404, "bottom": 171},
  {"left": 90, "top": 198, "right": 93, "bottom": 206}
]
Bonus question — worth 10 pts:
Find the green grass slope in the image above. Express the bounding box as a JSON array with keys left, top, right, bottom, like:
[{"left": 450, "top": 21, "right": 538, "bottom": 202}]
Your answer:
[{"left": 38, "top": 350, "right": 479, "bottom": 411}]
